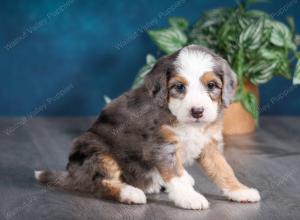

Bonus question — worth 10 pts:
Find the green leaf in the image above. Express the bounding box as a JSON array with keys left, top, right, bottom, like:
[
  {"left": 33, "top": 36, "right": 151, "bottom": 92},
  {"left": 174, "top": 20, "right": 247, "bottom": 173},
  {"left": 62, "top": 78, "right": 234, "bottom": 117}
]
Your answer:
[
  {"left": 132, "top": 54, "right": 157, "bottom": 89},
  {"left": 248, "top": 61, "right": 276, "bottom": 84},
  {"left": 259, "top": 49, "right": 278, "bottom": 60},
  {"left": 234, "top": 84, "right": 244, "bottom": 101},
  {"left": 241, "top": 92, "right": 258, "bottom": 123},
  {"left": 260, "top": 48, "right": 284, "bottom": 59},
  {"left": 146, "top": 54, "right": 156, "bottom": 64},
  {"left": 103, "top": 95, "right": 112, "bottom": 104},
  {"left": 293, "top": 58, "right": 300, "bottom": 84},
  {"left": 189, "top": 8, "right": 234, "bottom": 52},
  {"left": 268, "top": 20, "right": 296, "bottom": 50},
  {"left": 148, "top": 28, "right": 188, "bottom": 54},
  {"left": 238, "top": 16, "right": 252, "bottom": 29},
  {"left": 168, "top": 17, "right": 189, "bottom": 31},
  {"left": 239, "top": 18, "right": 264, "bottom": 50},
  {"left": 258, "top": 48, "right": 292, "bottom": 79},
  {"left": 275, "top": 58, "right": 291, "bottom": 79},
  {"left": 287, "top": 16, "right": 295, "bottom": 36}
]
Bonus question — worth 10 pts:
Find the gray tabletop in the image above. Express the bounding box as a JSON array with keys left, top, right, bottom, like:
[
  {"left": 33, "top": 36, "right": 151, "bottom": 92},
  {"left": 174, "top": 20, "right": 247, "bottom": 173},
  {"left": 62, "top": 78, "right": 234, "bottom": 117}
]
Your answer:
[{"left": 0, "top": 117, "right": 300, "bottom": 220}]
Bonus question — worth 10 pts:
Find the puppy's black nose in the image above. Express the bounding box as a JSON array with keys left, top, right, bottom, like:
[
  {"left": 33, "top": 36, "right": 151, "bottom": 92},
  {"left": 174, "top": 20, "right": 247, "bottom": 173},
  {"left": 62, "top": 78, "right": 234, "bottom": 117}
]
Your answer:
[{"left": 191, "top": 107, "right": 204, "bottom": 119}]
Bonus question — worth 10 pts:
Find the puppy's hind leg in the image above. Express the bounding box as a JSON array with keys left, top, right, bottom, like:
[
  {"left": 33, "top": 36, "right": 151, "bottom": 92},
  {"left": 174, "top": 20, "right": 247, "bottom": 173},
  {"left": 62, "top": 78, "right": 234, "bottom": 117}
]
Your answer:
[
  {"left": 94, "top": 154, "right": 146, "bottom": 204},
  {"left": 99, "top": 180, "right": 146, "bottom": 204}
]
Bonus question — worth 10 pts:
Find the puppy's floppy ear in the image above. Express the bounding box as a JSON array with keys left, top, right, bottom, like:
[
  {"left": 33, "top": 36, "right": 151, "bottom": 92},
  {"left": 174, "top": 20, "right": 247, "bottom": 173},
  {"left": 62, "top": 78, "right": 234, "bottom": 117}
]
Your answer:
[
  {"left": 218, "top": 58, "right": 237, "bottom": 107},
  {"left": 144, "top": 55, "right": 173, "bottom": 107}
]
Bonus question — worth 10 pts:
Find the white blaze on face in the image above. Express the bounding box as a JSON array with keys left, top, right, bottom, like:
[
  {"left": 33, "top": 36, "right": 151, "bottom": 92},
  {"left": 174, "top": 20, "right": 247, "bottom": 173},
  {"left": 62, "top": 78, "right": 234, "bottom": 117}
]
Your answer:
[{"left": 168, "top": 47, "right": 219, "bottom": 124}]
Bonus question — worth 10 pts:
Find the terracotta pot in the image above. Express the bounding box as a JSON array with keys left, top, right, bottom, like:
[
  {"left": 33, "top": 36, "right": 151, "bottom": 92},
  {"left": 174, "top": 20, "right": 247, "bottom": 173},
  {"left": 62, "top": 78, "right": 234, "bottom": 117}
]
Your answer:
[{"left": 223, "top": 81, "right": 259, "bottom": 135}]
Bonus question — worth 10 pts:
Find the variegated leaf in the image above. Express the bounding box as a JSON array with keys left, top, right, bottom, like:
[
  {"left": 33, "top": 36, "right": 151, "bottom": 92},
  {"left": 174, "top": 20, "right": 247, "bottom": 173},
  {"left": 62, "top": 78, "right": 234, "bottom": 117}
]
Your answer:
[
  {"left": 241, "top": 91, "right": 258, "bottom": 123},
  {"left": 268, "top": 20, "right": 296, "bottom": 50},
  {"left": 148, "top": 28, "right": 187, "bottom": 54},
  {"left": 239, "top": 18, "right": 264, "bottom": 50},
  {"left": 132, "top": 54, "right": 157, "bottom": 89}
]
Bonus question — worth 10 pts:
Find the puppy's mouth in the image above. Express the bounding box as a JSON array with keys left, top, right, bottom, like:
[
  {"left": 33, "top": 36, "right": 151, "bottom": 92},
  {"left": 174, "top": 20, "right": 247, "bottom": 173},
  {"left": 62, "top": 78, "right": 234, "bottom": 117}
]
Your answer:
[
  {"left": 185, "top": 115, "right": 214, "bottom": 124},
  {"left": 193, "top": 119, "right": 206, "bottom": 124},
  {"left": 185, "top": 118, "right": 204, "bottom": 124}
]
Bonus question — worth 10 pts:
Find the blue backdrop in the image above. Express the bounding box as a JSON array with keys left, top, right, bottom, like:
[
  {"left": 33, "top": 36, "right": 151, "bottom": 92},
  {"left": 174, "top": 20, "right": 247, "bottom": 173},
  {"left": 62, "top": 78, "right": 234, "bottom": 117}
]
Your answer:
[{"left": 0, "top": 0, "right": 299, "bottom": 116}]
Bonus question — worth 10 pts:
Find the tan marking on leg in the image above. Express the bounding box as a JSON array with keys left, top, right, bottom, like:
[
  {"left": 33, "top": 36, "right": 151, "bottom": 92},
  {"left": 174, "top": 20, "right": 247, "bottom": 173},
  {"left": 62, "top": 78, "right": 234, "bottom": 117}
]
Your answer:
[
  {"left": 100, "top": 179, "right": 124, "bottom": 200},
  {"left": 99, "top": 154, "right": 121, "bottom": 180},
  {"left": 158, "top": 125, "right": 210, "bottom": 210},
  {"left": 96, "top": 154, "right": 146, "bottom": 204},
  {"left": 95, "top": 154, "right": 124, "bottom": 201},
  {"left": 159, "top": 169, "right": 175, "bottom": 182},
  {"left": 160, "top": 125, "right": 178, "bottom": 144},
  {"left": 158, "top": 145, "right": 184, "bottom": 182},
  {"left": 175, "top": 144, "right": 184, "bottom": 176},
  {"left": 101, "top": 179, "right": 147, "bottom": 204},
  {"left": 197, "top": 140, "right": 247, "bottom": 191},
  {"left": 159, "top": 125, "right": 184, "bottom": 181}
]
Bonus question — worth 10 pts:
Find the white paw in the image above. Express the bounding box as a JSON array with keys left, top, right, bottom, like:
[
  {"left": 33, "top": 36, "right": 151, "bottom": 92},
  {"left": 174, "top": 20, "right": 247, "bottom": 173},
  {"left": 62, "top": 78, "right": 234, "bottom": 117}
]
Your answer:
[
  {"left": 34, "top": 170, "right": 43, "bottom": 180},
  {"left": 119, "top": 185, "right": 147, "bottom": 204},
  {"left": 224, "top": 188, "right": 261, "bottom": 203},
  {"left": 170, "top": 189, "right": 209, "bottom": 210},
  {"left": 182, "top": 170, "right": 195, "bottom": 186}
]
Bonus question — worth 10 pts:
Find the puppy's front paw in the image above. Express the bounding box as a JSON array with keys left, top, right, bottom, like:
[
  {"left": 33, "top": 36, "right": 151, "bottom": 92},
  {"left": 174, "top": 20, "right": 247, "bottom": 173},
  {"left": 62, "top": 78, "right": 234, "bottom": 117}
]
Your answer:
[
  {"left": 170, "top": 190, "right": 210, "bottom": 210},
  {"left": 182, "top": 170, "right": 195, "bottom": 186},
  {"left": 224, "top": 188, "right": 261, "bottom": 203},
  {"left": 119, "top": 185, "right": 147, "bottom": 204}
]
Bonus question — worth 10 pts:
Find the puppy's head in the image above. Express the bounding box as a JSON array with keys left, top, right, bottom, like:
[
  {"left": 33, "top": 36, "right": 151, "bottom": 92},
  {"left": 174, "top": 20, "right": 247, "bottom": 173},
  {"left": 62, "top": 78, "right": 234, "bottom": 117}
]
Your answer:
[{"left": 144, "top": 45, "right": 237, "bottom": 124}]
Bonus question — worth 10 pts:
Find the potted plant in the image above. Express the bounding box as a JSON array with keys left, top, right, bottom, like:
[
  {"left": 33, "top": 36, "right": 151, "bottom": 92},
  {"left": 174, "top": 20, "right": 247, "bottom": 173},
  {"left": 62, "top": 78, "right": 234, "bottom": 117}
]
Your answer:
[{"left": 131, "top": 0, "right": 300, "bottom": 135}]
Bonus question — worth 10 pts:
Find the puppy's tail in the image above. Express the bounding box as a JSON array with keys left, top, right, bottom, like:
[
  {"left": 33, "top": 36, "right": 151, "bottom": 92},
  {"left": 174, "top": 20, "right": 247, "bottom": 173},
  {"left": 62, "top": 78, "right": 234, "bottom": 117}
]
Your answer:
[{"left": 34, "top": 170, "right": 71, "bottom": 190}]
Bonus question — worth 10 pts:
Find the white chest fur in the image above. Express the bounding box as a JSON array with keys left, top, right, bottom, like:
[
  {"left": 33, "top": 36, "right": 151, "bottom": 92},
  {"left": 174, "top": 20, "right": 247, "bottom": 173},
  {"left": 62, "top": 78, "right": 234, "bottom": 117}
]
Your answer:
[{"left": 171, "top": 124, "right": 222, "bottom": 165}]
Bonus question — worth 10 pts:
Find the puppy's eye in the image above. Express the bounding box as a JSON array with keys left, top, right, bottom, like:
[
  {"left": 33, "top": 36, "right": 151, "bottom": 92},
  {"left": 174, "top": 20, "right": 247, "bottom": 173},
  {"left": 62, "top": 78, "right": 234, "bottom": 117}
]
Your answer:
[
  {"left": 207, "top": 81, "right": 217, "bottom": 91},
  {"left": 175, "top": 83, "right": 186, "bottom": 93}
]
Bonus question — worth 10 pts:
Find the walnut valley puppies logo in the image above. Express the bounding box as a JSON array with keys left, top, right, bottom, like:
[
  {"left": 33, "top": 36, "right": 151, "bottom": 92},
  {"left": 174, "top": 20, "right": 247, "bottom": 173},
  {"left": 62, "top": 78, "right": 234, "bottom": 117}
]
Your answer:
[
  {"left": 270, "top": 0, "right": 298, "bottom": 18},
  {"left": 259, "top": 84, "right": 297, "bottom": 114},
  {"left": 3, "top": 176, "right": 63, "bottom": 220},
  {"left": 4, "top": 0, "right": 75, "bottom": 51},
  {"left": 2, "top": 83, "right": 74, "bottom": 136},
  {"left": 46, "top": 83, "right": 74, "bottom": 104},
  {"left": 114, "top": 0, "right": 187, "bottom": 50}
]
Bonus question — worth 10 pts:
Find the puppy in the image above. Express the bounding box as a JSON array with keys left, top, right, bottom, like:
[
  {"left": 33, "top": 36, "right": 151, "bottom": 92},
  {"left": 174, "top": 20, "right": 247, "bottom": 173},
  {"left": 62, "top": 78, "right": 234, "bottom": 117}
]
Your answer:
[{"left": 35, "top": 45, "right": 260, "bottom": 210}]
